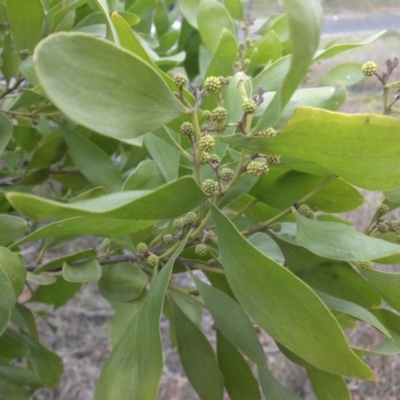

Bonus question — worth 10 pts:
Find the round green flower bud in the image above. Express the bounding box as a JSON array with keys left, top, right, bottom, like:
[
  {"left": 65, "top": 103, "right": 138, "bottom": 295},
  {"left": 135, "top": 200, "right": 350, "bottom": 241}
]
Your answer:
[
  {"left": 204, "top": 76, "right": 222, "bottom": 92},
  {"left": 214, "top": 122, "right": 226, "bottom": 134},
  {"left": 137, "top": 242, "right": 148, "bottom": 255},
  {"left": 243, "top": 58, "right": 251, "bottom": 66},
  {"left": 219, "top": 167, "right": 234, "bottom": 182},
  {"left": 174, "top": 73, "right": 188, "bottom": 88},
  {"left": 208, "top": 230, "right": 218, "bottom": 243},
  {"left": 357, "top": 260, "right": 373, "bottom": 270},
  {"left": 162, "top": 234, "right": 173, "bottom": 243},
  {"left": 247, "top": 161, "right": 269, "bottom": 177},
  {"left": 147, "top": 254, "right": 159, "bottom": 267},
  {"left": 180, "top": 121, "right": 194, "bottom": 135},
  {"left": 212, "top": 107, "right": 227, "bottom": 122},
  {"left": 202, "top": 110, "right": 213, "bottom": 120},
  {"left": 199, "top": 135, "right": 215, "bottom": 151},
  {"left": 257, "top": 127, "right": 276, "bottom": 137},
  {"left": 272, "top": 223, "right": 282, "bottom": 232},
  {"left": 202, "top": 179, "right": 219, "bottom": 194},
  {"left": 266, "top": 155, "right": 281, "bottom": 165},
  {"left": 242, "top": 99, "right": 257, "bottom": 114},
  {"left": 297, "top": 204, "right": 316, "bottom": 220},
  {"left": 209, "top": 154, "right": 221, "bottom": 164},
  {"left": 362, "top": 61, "right": 378, "bottom": 77},
  {"left": 377, "top": 223, "right": 389, "bottom": 233},
  {"left": 195, "top": 244, "right": 208, "bottom": 256},
  {"left": 185, "top": 212, "right": 197, "bottom": 226},
  {"left": 218, "top": 76, "right": 231, "bottom": 85},
  {"left": 201, "top": 151, "right": 211, "bottom": 165},
  {"left": 173, "top": 217, "right": 186, "bottom": 230},
  {"left": 378, "top": 204, "right": 389, "bottom": 216}
]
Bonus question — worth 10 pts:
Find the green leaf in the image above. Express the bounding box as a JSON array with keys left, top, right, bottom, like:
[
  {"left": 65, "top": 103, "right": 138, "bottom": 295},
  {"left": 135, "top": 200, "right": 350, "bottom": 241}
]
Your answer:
[
  {"left": 307, "top": 367, "right": 351, "bottom": 400},
  {"left": 313, "top": 62, "right": 364, "bottom": 87},
  {"left": 171, "top": 298, "right": 224, "bottom": 400},
  {"left": 26, "top": 271, "right": 56, "bottom": 285},
  {"left": 294, "top": 208, "right": 400, "bottom": 261},
  {"left": 94, "top": 237, "right": 187, "bottom": 400},
  {"left": 323, "top": 86, "right": 347, "bottom": 111},
  {"left": 29, "top": 276, "right": 81, "bottom": 308},
  {"left": 0, "top": 215, "right": 28, "bottom": 246},
  {"left": 258, "top": 367, "right": 302, "bottom": 400},
  {"left": 253, "top": 0, "right": 322, "bottom": 130},
  {"left": 12, "top": 303, "right": 39, "bottom": 340},
  {"left": 0, "top": 248, "right": 26, "bottom": 309},
  {"left": 6, "top": 176, "right": 208, "bottom": 221},
  {"left": 12, "top": 217, "right": 155, "bottom": 247},
  {"left": 0, "top": 330, "right": 30, "bottom": 359},
  {"left": 96, "top": 0, "right": 120, "bottom": 44},
  {"left": 0, "top": 113, "right": 12, "bottom": 156},
  {"left": 123, "top": 160, "right": 166, "bottom": 190},
  {"left": 6, "top": 0, "right": 44, "bottom": 52},
  {"left": 0, "top": 306, "right": 10, "bottom": 336},
  {"left": 179, "top": 0, "right": 201, "bottom": 28},
  {"left": 217, "top": 330, "right": 261, "bottom": 400},
  {"left": 362, "top": 269, "right": 400, "bottom": 312},
  {"left": 250, "top": 170, "right": 364, "bottom": 213},
  {"left": 98, "top": 263, "right": 148, "bottom": 302},
  {"left": 211, "top": 204, "right": 373, "bottom": 379},
  {"left": 34, "top": 32, "right": 185, "bottom": 139},
  {"left": 314, "top": 31, "right": 386, "bottom": 62},
  {"left": 0, "top": 365, "right": 42, "bottom": 400},
  {"left": 220, "top": 107, "right": 400, "bottom": 190},
  {"left": 62, "top": 259, "right": 101, "bottom": 283},
  {"left": 197, "top": 0, "right": 235, "bottom": 55},
  {"left": 62, "top": 128, "right": 123, "bottom": 192},
  {"left": 194, "top": 277, "right": 267, "bottom": 367}
]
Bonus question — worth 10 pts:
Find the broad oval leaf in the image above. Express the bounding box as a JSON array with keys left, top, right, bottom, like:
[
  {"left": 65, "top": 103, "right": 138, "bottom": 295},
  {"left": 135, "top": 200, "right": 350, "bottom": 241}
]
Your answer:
[
  {"left": 0, "top": 215, "right": 28, "bottom": 246},
  {"left": 0, "top": 113, "right": 12, "bottom": 156},
  {"left": 94, "top": 238, "right": 187, "bottom": 400},
  {"left": 63, "top": 259, "right": 102, "bottom": 283},
  {"left": 194, "top": 277, "right": 267, "bottom": 367},
  {"left": 6, "top": 176, "right": 208, "bottom": 221},
  {"left": 98, "top": 263, "right": 147, "bottom": 302},
  {"left": 313, "top": 62, "right": 364, "bottom": 87},
  {"left": 34, "top": 32, "right": 185, "bottom": 139},
  {"left": 211, "top": 204, "right": 373, "bottom": 379},
  {"left": 294, "top": 209, "right": 400, "bottom": 261},
  {"left": 0, "top": 306, "right": 10, "bottom": 336}
]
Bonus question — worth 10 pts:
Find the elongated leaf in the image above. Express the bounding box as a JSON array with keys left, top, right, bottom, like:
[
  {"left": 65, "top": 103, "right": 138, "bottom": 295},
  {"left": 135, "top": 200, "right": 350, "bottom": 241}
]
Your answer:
[
  {"left": 307, "top": 367, "right": 351, "bottom": 400},
  {"left": 63, "top": 259, "right": 102, "bottom": 283},
  {"left": 211, "top": 204, "right": 373, "bottom": 379},
  {"left": 6, "top": 176, "right": 208, "bottom": 221},
  {"left": 123, "top": 161, "right": 165, "bottom": 190},
  {"left": 0, "top": 215, "right": 28, "bottom": 246},
  {"left": 7, "top": 0, "right": 44, "bottom": 52},
  {"left": 171, "top": 298, "right": 224, "bottom": 400},
  {"left": 94, "top": 238, "right": 187, "bottom": 400},
  {"left": 252, "top": 56, "right": 291, "bottom": 93},
  {"left": 313, "top": 62, "right": 364, "bottom": 87},
  {"left": 0, "top": 306, "right": 10, "bottom": 336},
  {"left": 258, "top": 367, "right": 302, "bottom": 400},
  {"left": 13, "top": 303, "right": 39, "bottom": 340},
  {"left": 194, "top": 277, "right": 267, "bottom": 367},
  {"left": 294, "top": 208, "right": 400, "bottom": 261},
  {"left": 34, "top": 32, "right": 185, "bottom": 139},
  {"left": 217, "top": 331, "right": 261, "bottom": 400},
  {"left": 179, "top": 0, "right": 201, "bottom": 28},
  {"left": 362, "top": 269, "right": 400, "bottom": 312},
  {"left": 98, "top": 263, "right": 147, "bottom": 302},
  {"left": 0, "top": 113, "right": 12, "bottom": 156},
  {"left": 253, "top": 0, "right": 322, "bottom": 131},
  {"left": 220, "top": 107, "right": 400, "bottom": 190},
  {"left": 96, "top": 0, "right": 120, "bottom": 44},
  {"left": 12, "top": 217, "right": 155, "bottom": 247},
  {"left": 197, "top": 0, "right": 235, "bottom": 55},
  {"left": 62, "top": 128, "right": 123, "bottom": 192},
  {"left": 314, "top": 31, "right": 386, "bottom": 62}
]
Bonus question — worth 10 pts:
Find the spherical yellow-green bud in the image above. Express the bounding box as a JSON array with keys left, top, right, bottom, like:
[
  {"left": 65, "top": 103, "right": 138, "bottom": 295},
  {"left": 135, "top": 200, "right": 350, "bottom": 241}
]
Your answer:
[
  {"left": 247, "top": 161, "right": 269, "bottom": 177},
  {"left": 214, "top": 122, "right": 226, "bottom": 134},
  {"left": 218, "top": 76, "right": 231, "bottom": 85},
  {"left": 185, "top": 212, "right": 197, "bottom": 226},
  {"left": 174, "top": 73, "right": 188, "bottom": 88},
  {"left": 377, "top": 223, "right": 389, "bottom": 233},
  {"left": 219, "top": 167, "right": 234, "bottom": 182},
  {"left": 202, "top": 179, "right": 219, "bottom": 194},
  {"left": 180, "top": 121, "right": 194, "bottom": 135},
  {"left": 272, "top": 223, "right": 282, "bottom": 232},
  {"left": 378, "top": 204, "right": 389, "bottom": 216},
  {"left": 162, "top": 234, "right": 173, "bottom": 243},
  {"left": 195, "top": 244, "right": 208, "bottom": 256},
  {"left": 201, "top": 151, "right": 211, "bottom": 165},
  {"left": 242, "top": 99, "right": 257, "bottom": 114},
  {"left": 212, "top": 106, "right": 227, "bottom": 122},
  {"left": 243, "top": 58, "right": 251, "bottom": 66},
  {"left": 208, "top": 230, "right": 218, "bottom": 243},
  {"left": 208, "top": 154, "right": 221, "bottom": 164},
  {"left": 297, "top": 204, "right": 316, "bottom": 220},
  {"left": 357, "top": 260, "right": 373, "bottom": 270},
  {"left": 137, "top": 242, "right": 148, "bottom": 255},
  {"left": 198, "top": 134, "right": 215, "bottom": 152},
  {"left": 362, "top": 61, "right": 378, "bottom": 77},
  {"left": 266, "top": 155, "right": 281, "bottom": 165},
  {"left": 147, "top": 254, "right": 159, "bottom": 267},
  {"left": 173, "top": 217, "right": 186, "bottom": 230},
  {"left": 257, "top": 127, "right": 276, "bottom": 137},
  {"left": 202, "top": 110, "right": 213, "bottom": 120},
  {"left": 204, "top": 76, "right": 222, "bottom": 92}
]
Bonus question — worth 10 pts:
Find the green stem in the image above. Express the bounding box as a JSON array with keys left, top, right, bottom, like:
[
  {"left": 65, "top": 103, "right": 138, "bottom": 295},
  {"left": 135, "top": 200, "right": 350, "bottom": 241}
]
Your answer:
[
  {"left": 231, "top": 197, "right": 258, "bottom": 222},
  {"left": 168, "top": 284, "right": 206, "bottom": 307},
  {"left": 383, "top": 87, "right": 389, "bottom": 115},
  {"left": 190, "top": 262, "right": 224, "bottom": 274}
]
